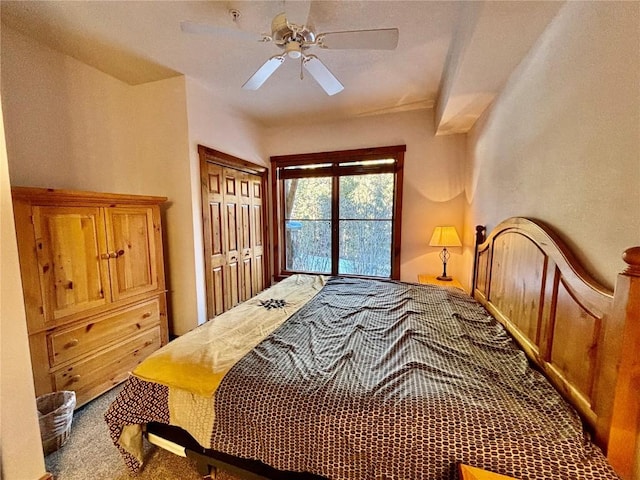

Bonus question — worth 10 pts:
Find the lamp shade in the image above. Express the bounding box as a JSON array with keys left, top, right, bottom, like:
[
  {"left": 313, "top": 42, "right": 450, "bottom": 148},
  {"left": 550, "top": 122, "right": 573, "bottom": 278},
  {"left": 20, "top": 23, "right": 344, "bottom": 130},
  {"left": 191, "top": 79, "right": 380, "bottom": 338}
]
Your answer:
[{"left": 429, "top": 226, "right": 462, "bottom": 247}]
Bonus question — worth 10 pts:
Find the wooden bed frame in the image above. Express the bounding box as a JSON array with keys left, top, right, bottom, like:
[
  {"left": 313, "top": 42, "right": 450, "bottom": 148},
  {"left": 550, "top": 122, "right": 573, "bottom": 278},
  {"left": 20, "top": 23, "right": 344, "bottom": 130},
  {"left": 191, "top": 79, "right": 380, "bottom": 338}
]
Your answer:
[
  {"left": 145, "top": 216, "right": 639, "bottom": 479},
  {"left": 473, "top": 217, "right": 639, "bottom": 479}
]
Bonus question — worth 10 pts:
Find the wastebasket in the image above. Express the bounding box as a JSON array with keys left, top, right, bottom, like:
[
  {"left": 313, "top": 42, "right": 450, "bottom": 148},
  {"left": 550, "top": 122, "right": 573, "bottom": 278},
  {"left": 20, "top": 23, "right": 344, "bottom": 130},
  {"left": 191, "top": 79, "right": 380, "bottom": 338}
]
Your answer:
[{"left": 37, "top": 390, "right": 76, "bottom": 455}]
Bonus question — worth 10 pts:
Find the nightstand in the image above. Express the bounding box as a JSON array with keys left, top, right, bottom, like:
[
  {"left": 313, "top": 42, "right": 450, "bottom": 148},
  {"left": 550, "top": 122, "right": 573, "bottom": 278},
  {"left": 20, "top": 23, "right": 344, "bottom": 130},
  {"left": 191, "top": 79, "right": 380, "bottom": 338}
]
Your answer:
[{"left": 417, "top": 274, "right": 463, "bottom": 290}]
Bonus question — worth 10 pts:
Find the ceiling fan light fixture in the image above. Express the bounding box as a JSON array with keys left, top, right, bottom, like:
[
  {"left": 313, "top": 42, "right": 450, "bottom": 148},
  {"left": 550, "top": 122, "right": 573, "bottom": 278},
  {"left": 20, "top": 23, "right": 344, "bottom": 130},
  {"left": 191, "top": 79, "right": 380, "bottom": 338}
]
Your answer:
[{"left": 285, "top": 40, "right": 302, "bottom": 59}]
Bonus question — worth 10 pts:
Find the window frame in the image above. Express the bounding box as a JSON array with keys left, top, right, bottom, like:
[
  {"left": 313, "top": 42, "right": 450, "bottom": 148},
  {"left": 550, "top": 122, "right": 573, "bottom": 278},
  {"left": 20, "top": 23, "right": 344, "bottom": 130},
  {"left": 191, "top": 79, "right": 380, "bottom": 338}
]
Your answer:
[{"left": 271, "top": 145, "right": 405, "bottom": 280}]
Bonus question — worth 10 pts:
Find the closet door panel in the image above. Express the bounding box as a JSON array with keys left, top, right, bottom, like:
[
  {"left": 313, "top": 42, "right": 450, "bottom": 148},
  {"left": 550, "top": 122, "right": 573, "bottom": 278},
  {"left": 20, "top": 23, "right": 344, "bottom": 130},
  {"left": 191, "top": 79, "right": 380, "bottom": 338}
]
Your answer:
[
  {"left": 224, "top": 168, "right": 242, "bottom": 310},
  {"left": 226, "top": 261, "right": 240, "bottom": 309},
  {"left": 209, "top": 201, "right": 225, "bottom": 316},
  {"left": 203, "top": 164, "right": 226, "bottom": 317},
  {"left": 253, "top": 250, "right": 264, "bottom": 294},
  {"left": 239, "top": 173, "right": 253, "bottom": 301},
  {"left": 211, "top": 265, "right": 225, "bottom": 317},
  {"left": 240, "top": 200, "right": 253, "bottom": 302},
  {"left": 226, "top": 204, "right": 238, "bottom": 253},
  {"left": 250, "top": 176, "right": 265, "bottom": 294}
]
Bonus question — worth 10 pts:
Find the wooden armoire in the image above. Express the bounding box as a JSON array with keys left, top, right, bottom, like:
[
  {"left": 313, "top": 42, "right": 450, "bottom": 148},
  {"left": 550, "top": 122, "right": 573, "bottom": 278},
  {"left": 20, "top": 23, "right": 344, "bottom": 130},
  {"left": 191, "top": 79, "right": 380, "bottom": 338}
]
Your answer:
[
  {"left": 198, "top": 145, "right": 269, "bottom": 319},
  {"left": 12, "top": 187, "right": 169, "bottom": 407}
]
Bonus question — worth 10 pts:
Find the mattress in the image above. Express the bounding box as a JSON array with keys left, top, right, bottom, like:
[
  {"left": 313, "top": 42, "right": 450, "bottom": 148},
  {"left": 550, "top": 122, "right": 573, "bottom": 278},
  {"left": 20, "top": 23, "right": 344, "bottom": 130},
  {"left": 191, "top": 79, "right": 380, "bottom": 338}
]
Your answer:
[{"left": 105, "top": 275, "right": 619, "bottom": 479}]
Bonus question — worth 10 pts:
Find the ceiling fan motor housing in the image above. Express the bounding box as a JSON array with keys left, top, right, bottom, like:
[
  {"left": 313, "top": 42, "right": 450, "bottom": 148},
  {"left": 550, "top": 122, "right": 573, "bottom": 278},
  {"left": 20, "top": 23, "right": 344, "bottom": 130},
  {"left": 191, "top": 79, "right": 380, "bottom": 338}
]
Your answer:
[{"left": 271, "top": 12, "right": 315, "bottom": 45}]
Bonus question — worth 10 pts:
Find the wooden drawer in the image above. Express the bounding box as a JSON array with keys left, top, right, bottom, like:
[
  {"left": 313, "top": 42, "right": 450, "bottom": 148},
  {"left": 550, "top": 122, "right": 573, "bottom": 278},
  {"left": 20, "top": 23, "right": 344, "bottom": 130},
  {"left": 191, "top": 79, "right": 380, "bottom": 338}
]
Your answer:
[
  {"left": 53, "top": 326, "right": 161, "bottom": 407},
  {"left": 49, "top": 298, "right": 160, "bottom": 367}
]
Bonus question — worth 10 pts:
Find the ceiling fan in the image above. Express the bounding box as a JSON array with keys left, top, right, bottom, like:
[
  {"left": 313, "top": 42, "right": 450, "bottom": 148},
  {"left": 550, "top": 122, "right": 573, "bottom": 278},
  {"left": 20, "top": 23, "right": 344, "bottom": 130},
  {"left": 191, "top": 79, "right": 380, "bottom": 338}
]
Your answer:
[{"left": 181, "top": 10, "right": 399, "bottom": 96}]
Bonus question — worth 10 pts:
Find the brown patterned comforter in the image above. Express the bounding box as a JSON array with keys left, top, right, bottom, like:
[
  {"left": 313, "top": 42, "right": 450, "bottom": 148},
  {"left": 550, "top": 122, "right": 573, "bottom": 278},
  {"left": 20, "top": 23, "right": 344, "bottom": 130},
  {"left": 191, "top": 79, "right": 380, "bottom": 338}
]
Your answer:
[{"left": 105, "top": 276, "right": 619, "bottom": 479}]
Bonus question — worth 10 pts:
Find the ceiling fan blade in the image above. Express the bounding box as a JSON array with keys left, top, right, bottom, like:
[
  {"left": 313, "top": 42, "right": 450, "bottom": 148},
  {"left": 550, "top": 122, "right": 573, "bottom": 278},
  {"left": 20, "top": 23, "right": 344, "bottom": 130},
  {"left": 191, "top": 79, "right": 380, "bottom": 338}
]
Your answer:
[
  {"left": 180, "top": 21, "right": 264, "bottom": 42},
  {"left": 318, "top": 28, "right": 399, "bottom": 50},
  {"left": 303, "top": 55, "right": 344, "bottom": 96},
  {"left": 242, "top": 56, "right": 286, "bottom": 90}
]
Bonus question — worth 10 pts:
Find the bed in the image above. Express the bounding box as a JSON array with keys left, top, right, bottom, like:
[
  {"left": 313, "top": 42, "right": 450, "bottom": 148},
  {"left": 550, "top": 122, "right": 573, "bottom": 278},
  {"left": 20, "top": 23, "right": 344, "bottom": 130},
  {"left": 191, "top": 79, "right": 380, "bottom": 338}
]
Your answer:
[{"left": 105, "top": 217, "right": 640, "bottom": 480}]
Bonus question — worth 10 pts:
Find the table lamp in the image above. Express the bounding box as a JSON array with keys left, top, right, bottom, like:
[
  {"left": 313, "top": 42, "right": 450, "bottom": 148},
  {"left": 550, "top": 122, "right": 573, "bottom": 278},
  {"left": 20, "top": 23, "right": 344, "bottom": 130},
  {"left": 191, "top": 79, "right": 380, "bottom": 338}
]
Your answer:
[{"left": 429, "top": 226, "right": 462, "bottom": 281}]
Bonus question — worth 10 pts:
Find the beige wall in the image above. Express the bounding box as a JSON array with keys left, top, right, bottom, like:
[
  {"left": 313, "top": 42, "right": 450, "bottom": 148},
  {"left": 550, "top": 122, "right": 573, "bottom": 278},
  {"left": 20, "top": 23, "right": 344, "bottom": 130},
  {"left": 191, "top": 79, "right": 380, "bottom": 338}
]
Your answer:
[
  {"left": 128, "top": 77, "right": 194, "bottom": 335},
  {"left": 182, "top": 78, "right": 267, "bottom": 333},
  {"left": 185, "top": 78, "right": 268, "bottom": 169},
  {"left": 464, "top": 1, "right": 640, "bottom": 290},
  {"left": 263, "top": 110, "right": 467, "bottom": 284},
  {"left": 0, "top": 101, "right": 46, "bottom": 479},
  {"left": 1, "top": 26, "right": 136, "bottom": 191}
]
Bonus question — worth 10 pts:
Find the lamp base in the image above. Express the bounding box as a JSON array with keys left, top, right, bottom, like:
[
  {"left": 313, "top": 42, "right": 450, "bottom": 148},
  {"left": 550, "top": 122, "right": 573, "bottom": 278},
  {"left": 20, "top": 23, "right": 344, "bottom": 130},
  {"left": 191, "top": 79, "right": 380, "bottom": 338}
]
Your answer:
[{"left": 436, "top": 275, "right": 453, "bottom": 281}]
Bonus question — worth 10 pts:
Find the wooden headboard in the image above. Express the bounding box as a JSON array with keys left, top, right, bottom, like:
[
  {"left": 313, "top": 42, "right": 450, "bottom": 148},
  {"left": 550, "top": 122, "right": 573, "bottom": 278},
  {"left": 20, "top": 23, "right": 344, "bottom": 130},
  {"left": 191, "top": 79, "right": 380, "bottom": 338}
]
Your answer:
[{"left": 473, "top": 217, "right": 639, "bottom": 479}]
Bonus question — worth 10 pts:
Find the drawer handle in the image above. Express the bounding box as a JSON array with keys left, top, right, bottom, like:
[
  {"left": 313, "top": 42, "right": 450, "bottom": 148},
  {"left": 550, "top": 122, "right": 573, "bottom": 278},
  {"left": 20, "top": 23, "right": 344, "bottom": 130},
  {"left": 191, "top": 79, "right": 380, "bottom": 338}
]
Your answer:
[
  {"left": 64, "top": 339, "right": 79, "bottom": 349},
  {"left": 142, "top": 312, "right": 152, "bottom": 319},
  {"left": 68, "top": 375, "right": 81, "bottom": 384}
]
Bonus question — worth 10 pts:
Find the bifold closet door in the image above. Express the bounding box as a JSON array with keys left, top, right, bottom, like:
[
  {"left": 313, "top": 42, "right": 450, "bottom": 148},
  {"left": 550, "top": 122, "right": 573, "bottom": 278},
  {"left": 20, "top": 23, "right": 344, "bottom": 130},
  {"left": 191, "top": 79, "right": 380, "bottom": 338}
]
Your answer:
[{"left": 202, "top": 162, "right": 266, "bottom": 318}]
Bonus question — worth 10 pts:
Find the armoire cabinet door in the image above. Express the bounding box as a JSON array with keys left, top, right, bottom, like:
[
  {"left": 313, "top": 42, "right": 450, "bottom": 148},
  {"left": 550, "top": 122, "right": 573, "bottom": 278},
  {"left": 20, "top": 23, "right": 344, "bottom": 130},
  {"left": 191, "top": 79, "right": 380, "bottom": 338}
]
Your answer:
[
  {"left": 33, "top": 206, "right": 112, "bottom": 323},
  {"left": 104, "top": 207, "right": 158, "bottom": 301}
]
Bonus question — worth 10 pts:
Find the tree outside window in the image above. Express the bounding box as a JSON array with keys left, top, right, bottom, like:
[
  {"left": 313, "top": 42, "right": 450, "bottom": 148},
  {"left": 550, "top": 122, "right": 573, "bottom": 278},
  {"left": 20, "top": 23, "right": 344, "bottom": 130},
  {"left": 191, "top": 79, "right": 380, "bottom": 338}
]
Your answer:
[{"left": 272, "top": 146, "right": 405, "bottom": 280}]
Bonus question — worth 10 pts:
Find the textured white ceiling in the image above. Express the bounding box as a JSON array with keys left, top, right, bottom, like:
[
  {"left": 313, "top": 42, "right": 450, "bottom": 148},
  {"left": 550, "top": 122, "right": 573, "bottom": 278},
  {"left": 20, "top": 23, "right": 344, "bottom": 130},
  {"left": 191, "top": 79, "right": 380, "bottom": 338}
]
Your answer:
[{"left": 0, "top": 1, "right": 563, "bottom": 130}]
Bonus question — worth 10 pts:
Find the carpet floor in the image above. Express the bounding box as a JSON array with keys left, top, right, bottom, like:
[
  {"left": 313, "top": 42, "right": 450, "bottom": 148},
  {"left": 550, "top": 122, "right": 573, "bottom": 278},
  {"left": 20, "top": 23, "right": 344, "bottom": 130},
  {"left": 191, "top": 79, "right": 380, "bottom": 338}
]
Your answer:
[{"left": 44, "top": 385, "right": 239, "bottom": 480}]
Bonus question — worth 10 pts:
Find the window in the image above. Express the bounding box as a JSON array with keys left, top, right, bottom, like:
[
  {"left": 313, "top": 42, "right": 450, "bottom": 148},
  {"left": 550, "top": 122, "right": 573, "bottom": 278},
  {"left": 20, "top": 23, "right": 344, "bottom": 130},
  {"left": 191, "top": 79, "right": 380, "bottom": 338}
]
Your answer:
[{"left": 271, "top": 145, "right": 405, "bottom": 279}]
